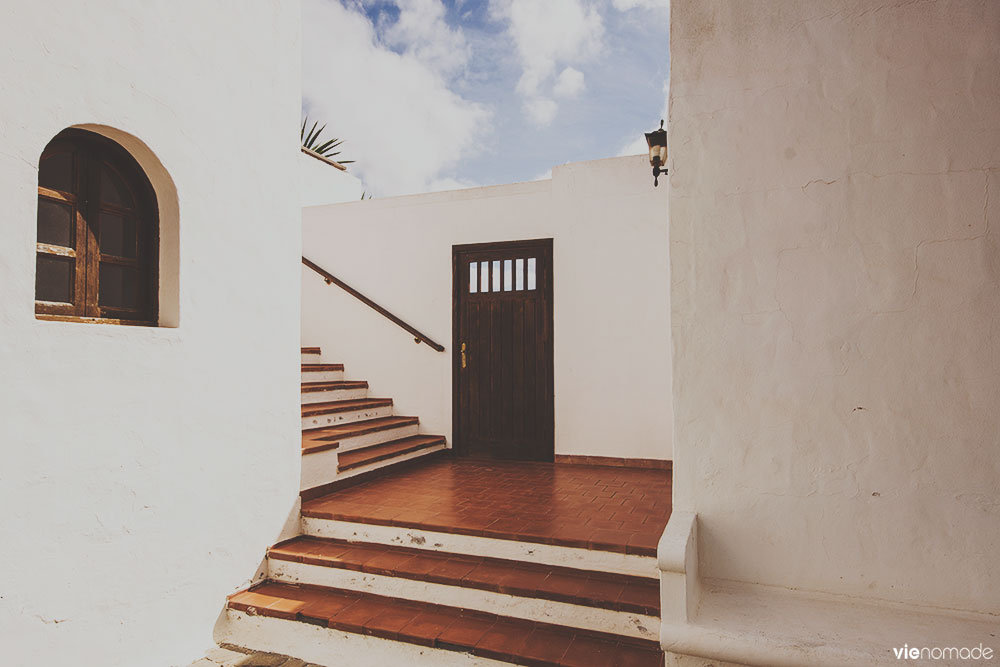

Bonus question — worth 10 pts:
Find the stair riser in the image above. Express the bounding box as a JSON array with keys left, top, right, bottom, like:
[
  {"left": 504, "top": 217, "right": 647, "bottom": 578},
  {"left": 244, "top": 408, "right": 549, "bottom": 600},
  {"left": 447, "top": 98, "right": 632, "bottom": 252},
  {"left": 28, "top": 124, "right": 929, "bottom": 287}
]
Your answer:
[
  {"left": 301, "top": 370, "right": 345, "bottom": 383},
  {"left": 335, "top": 423, "right": 421, "bottom": 454},
  {"left": 301, "top": 443, "right": 446, "bottom": 492},
  {"left": 301, "top": 387, "right": 368, "bottom": 404},
  {"left": 220, "top": 611, "right": 509, "bottom": 667},
  {"left": 302, "top": 405, "right": 394, "bottom": 431},
  {"left": 269, "top": 559, "right": 659, "bottom": 641},
  {"left": 335, "top": 443, "right": 447, "bottom": 478},
  {"left": 302, "top": 517, "right": 659, "bottom": 579},
  {"left": 300, "top": 448, "right": 340, "bottom": 491},
  {"left": 301, "top": 353, "right": 321, "bottom": 364}
]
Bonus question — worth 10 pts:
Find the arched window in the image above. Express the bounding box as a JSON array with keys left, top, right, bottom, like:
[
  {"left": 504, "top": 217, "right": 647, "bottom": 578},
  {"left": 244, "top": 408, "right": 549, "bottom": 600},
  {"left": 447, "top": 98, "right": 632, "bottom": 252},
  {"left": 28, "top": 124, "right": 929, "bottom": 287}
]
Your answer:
[{"left": 36, "top": 128, "right": 158, "bottom": 324}]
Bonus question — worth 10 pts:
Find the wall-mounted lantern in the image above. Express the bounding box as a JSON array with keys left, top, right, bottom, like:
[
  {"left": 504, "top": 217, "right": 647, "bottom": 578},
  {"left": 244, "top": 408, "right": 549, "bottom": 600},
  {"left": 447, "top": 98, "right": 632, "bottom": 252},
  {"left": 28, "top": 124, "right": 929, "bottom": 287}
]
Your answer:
[{"left": 645, "top": 120, "right": 668, "bottom": 187}]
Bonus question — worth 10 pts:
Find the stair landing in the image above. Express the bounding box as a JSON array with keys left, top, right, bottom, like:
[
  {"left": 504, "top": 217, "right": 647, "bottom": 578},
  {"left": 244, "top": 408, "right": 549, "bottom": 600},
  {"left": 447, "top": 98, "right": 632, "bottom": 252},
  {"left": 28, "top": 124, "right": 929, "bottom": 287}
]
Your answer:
[{"left": 301, "top": 458, "right": 672, "bottom": 557}]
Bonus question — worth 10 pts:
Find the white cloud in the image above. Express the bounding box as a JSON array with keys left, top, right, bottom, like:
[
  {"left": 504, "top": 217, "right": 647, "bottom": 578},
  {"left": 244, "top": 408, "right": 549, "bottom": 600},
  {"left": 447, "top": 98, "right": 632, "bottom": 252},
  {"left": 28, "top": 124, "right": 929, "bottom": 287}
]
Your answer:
[
  {"left": 611, "top": 0, "right": 668, "bottom": 11},
  {"left": 490, "top": 0, "right": 603, "bottom": 121},
  {"left": 524, "top": 98, "right": 559, "bottom": 126},
  {"left": 553, "top": 67, "right": 585, "bottom": 98},
  {"left": 618, "top": 79, "right": 669, "bottom": 156},
  {"left": 377, "top": 0, "right": 471, "bottom": 77},
  {"left": 302, "top": 0, "right": 489, "bottom": 195}
]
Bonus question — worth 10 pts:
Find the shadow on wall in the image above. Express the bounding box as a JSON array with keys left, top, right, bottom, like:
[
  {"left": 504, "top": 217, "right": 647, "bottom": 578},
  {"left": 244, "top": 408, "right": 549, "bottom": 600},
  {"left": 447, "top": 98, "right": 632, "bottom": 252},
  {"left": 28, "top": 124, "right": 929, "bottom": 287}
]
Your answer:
[{"left": 209, "top": 496, "right": 303, "bottom": 654}]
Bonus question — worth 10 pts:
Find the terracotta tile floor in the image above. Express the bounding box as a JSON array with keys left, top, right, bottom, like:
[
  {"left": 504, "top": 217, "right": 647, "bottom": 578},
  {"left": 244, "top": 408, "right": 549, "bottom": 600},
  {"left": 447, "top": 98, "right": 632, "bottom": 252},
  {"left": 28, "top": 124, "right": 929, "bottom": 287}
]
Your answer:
[{"left": 301, "top": 458, "right": 672, "bottom": 556}]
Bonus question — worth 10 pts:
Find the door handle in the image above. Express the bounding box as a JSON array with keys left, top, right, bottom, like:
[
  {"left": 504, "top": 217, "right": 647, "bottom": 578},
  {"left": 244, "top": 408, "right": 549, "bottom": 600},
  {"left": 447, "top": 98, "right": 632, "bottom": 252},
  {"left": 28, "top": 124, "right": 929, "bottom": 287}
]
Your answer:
[{"left": 461, "top": 342, "right": 467, "bottom": 369}]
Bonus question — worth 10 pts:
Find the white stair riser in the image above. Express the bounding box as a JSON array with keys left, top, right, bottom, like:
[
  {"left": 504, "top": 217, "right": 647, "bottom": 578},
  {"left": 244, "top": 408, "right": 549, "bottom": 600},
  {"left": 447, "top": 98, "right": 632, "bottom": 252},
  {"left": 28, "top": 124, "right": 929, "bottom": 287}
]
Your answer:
[
  {"left": 326, "top": 444, "right": 447, "bottom": 483},
  {"left": 220, "top": 611, "right": 509, "bottom": 667},
  {"left": 300, "top": 425, "right": 422, "bottom": 491},
  {"left": 336, "top": 423, "right": 420, "bottom": 453},
  {"left": 300, "top": 441, "right": 444, "bottom": 492},
  {"left": 300, "top": 447, "right": 340, "bottom": 491},
  {"left": 302, "top": 517, "right": 659, "bottom": 579},
  {"left": 301, "top": 387, "right": 368, "bottom": 404},
  {"left": 301, "top": 405, "right": 393, "bottom": 431},
  {"left": 301, "top": 370, "right": 344, "bottom": 382},
  {"left": 301, "top": 353, "right": 321, "bottom": 364},
  {"left": 269, "top": 559, "right": 659, "bottom": 641}
]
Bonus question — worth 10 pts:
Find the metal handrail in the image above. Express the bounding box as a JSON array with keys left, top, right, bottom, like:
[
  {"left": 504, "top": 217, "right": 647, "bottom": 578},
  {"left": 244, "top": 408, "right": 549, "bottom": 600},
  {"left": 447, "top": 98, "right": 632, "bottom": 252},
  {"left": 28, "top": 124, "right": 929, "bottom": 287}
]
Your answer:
[{"left": 302, "top": 256, "right": 446, "bottom": 352}]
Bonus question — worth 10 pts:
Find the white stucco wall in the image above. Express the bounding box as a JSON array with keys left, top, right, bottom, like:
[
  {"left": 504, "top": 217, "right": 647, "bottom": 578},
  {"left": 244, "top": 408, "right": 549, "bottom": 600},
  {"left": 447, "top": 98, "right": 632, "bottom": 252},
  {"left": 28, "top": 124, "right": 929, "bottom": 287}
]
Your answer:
[
  {"left": 670, "top": 0, "right": 1000, "bottom": 615},
  {"left": 302, "top": 156, "right": 672, "bottom": 461},
  {"left": 0, "top": 3, "right": 302, "bottom": 666}
]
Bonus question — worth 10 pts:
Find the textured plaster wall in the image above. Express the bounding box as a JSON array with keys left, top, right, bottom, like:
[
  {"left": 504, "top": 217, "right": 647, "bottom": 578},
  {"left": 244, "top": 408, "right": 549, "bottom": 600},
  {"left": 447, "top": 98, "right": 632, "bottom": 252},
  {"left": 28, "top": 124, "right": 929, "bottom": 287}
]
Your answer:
[
  {"left": 0, "top": 3, "right": 302, "bottom": 666},
  {"left": 669, "top": 0, "right": 1000, "bottom": 614},
  {"left": 302, "top": 156, "right": 672, "bottom": 460}
]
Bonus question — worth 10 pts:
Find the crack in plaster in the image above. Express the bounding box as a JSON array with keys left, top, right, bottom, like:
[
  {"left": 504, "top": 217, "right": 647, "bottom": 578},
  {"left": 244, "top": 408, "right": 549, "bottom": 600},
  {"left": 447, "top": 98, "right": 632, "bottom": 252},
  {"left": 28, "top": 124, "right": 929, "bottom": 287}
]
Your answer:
[
  {"left": 35, "top": 614, "right": 69, "bottom": 625},
  {"left": 712, "top": 167, "right": 994, "bottom": 201}
]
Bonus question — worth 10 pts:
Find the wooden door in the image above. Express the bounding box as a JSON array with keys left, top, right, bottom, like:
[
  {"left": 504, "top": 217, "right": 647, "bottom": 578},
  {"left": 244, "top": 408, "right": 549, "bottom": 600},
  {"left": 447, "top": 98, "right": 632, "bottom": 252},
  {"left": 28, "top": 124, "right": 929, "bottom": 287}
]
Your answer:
[{"left": 453, "top": 239, "right": 554, "bottom": 461}]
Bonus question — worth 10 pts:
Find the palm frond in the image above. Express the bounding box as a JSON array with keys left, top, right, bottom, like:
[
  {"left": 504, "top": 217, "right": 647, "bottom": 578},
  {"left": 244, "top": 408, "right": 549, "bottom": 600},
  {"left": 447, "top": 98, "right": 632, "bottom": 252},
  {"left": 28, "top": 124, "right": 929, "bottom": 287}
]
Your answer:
[{"left": 301, "top": 115, "right": 355, "bottom": 162}]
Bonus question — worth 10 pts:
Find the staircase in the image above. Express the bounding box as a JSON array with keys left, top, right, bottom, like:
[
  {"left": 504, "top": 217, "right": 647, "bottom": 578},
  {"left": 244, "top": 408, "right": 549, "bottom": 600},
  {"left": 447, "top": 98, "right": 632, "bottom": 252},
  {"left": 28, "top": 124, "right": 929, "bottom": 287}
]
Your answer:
[
  {"left": 299, "top": 346, "right": 448, "bottom": 497},
  {"left": 216, "top": 347, "right": 665, "bottom": 666}
]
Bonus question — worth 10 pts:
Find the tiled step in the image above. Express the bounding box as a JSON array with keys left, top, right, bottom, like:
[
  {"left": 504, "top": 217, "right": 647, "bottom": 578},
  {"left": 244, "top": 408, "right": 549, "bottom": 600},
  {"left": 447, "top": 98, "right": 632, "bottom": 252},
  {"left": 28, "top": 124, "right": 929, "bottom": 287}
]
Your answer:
[
  {"left": 301, "top": 416, "right": 421, "bottom": 456},
  {"left": 300, "top": 460, "right": 666, "bottom": 561},
  {"left": 226, "top": 581, "right": 664, "bottom": 666},
  {"left": 338, "top": 435, "right": 447, "bottom": 471},
  {"left": 301, "top": 398, "right": 393, "bottom": 431},
  {"left": 301, "top": 347, "right": 321, "bottom": 355},
  {"left": 269, "top": 535, "right": 659, "bottom": 616},
  {"left": 301, "top": 363, "right": 344, "bottom": 383},
  {"left": 301, "top": 347, "right": 322, "bottom": 364},
  {"left": 301, "top": 380, "right": 369, "bottom": 405},
  {"left": 301, "top": 515, "right": 656, "bottom": 579}
]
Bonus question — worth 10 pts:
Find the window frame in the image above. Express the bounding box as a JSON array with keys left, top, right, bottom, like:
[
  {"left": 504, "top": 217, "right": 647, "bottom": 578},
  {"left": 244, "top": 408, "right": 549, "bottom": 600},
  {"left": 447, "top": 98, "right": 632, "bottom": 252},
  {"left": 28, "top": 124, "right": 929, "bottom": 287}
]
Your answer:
[{"left": 35, "top": 129, "right": 159, "bottom": 326}]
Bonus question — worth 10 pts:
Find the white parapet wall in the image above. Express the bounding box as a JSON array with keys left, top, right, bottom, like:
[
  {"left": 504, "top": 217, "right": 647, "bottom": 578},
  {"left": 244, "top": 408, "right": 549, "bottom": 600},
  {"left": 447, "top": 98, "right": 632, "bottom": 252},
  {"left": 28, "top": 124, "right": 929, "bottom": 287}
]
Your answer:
[
  {"left": 302, "top": 155, "right": 673, "bottom": 461},
  {"left": 0, "top": 3, "right": 303, "bottom": 667},
  {"left": 669, "top": 0, "right": 1000, "bottom": 642}
]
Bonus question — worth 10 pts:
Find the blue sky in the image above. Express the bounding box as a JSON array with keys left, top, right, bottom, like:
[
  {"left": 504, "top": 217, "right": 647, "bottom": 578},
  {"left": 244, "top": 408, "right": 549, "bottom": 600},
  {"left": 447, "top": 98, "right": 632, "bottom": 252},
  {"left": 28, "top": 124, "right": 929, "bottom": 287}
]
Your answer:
[{"left": 302, "top": 0, "right": 669, "bottom": 196}]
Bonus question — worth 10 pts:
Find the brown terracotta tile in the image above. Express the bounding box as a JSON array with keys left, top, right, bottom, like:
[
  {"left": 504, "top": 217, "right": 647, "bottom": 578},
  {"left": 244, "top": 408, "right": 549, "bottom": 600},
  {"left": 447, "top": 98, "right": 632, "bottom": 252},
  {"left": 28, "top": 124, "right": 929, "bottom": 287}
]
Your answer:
[
  {"left": 473, "top": 619, "right": 534, "bottom": 662},
  {"left": 321, "top": 543, "right": 387, "bottom": 570},
  {"left": 559, "top": 635, "right": 621, "bottom": 666},
  {"left": 588, "top": 529, "right": 632, "bottom": 553},
  {"left": 363, "top": 550, "right": 418, "bottom": 576},
  {"left": 328, "top": 598, "right": 383, "bottom": 633},
  {"left": 496, "top": 567, "right": 553, "bottom": 596},
  {"left": 617, "top": 582, "right": 661, "bottom": 614},
  {"left": 398, "top": 607, "right": 461, "bottom": 647},
  {"left": 362, "top": 602, "right": 422, "bottom": 641},
  {"left": 576, "top": 578, "right": 626, "bottom": 607},
  {"left": 425, "top": 557, "right": 480, "bottom": 584},
  {"left": 227, "top": 590, "right": 279, "bottom": 613},
  {"left": 626, "top": 531, "right": 661, "bottom": 556},
  {"left": 435, "top": 613, "right": 497, "bottom": 651},
  {"left": 393, "top": 552, "right": 445, "bottom": 578},
  {"left": 299, "top": 593, "right": 359, "bottom": 625},
  {"left": 299, "top": 458, "right": 672, "bottom": 553},
  {"left": 537, "top": 572, "right": 589, "bottom": 602},
  {"left": 517, "top": 626, "right": 575, "bottom": 666},
  {"left": 257, "top": 596, "right": 304, "bottom": 620},
  {"left": 548, "top": 527, "right": 595, "bottom": 550}
]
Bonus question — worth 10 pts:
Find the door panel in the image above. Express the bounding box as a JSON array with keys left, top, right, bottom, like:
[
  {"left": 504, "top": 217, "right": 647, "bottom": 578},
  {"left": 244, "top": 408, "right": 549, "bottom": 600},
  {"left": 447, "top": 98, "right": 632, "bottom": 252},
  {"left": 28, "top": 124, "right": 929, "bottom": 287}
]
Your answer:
[{"left": 453, "top": 239, "right": 553, "bottom": 461}]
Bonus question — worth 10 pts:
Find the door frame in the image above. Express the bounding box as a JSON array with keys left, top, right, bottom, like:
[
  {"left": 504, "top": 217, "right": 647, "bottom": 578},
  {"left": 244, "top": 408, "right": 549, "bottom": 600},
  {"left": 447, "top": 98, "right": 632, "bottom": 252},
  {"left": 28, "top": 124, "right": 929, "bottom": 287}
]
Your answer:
[{"left": 451, "top": 238, "right": 555, "bottom": 460}]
